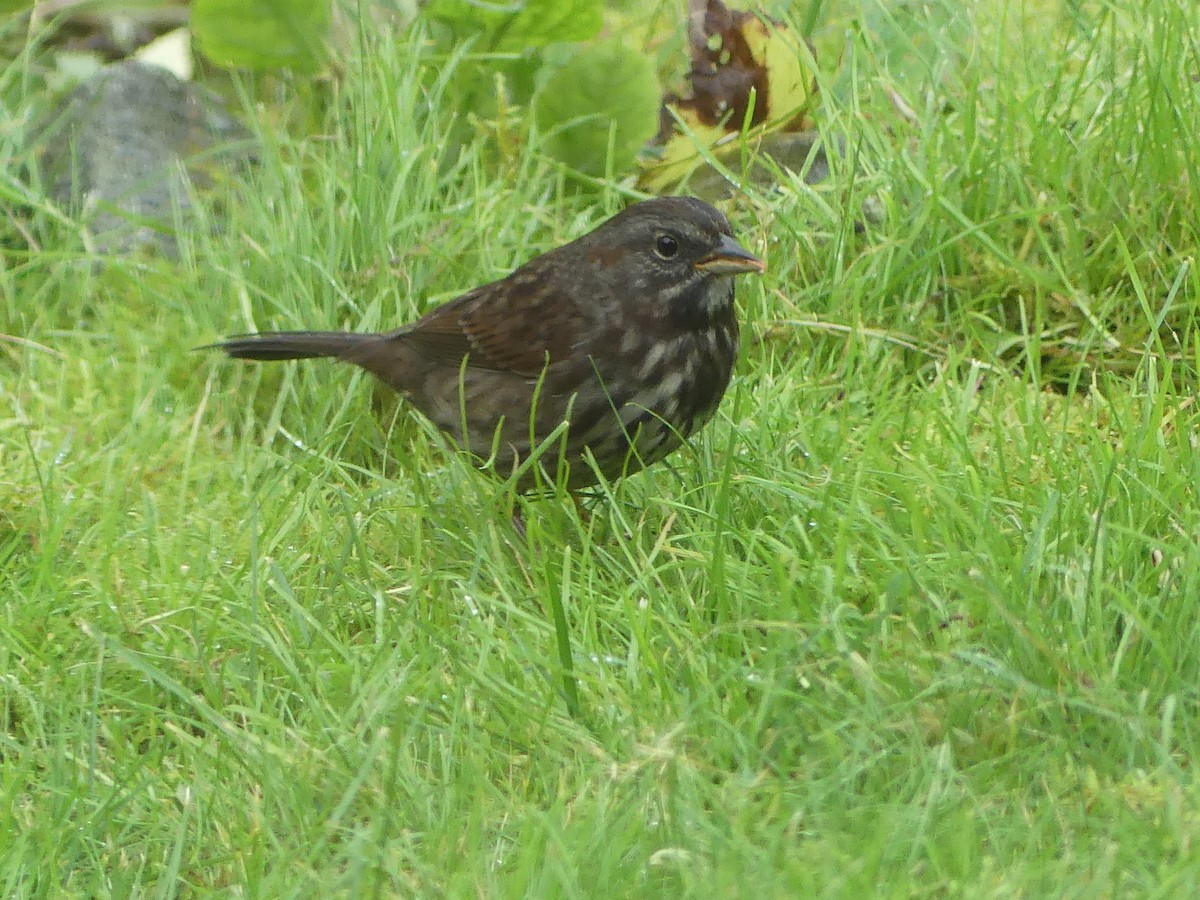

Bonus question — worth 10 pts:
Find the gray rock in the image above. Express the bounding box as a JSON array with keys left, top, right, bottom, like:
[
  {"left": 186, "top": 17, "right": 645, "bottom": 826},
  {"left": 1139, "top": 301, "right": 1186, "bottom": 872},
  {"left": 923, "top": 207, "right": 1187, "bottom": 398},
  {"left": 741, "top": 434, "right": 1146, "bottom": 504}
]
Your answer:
[{"left": 36, "top": 61, "right": 252, "bottom": 255}]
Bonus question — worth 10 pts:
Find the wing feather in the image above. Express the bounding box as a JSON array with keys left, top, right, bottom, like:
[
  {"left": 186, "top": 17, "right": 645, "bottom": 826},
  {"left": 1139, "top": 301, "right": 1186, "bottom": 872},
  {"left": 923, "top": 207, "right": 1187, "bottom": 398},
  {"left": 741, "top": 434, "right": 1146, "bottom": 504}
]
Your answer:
[{"left": 396, "top": 268, "right": 579, "bottom": 377}]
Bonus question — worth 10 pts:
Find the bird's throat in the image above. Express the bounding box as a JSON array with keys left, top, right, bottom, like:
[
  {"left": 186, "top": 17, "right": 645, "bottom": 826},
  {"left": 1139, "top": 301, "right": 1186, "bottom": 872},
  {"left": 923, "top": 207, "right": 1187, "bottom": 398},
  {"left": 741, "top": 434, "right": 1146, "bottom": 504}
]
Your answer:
[{"left": 668, "top": 277, "right": 735, "bottom": 332}]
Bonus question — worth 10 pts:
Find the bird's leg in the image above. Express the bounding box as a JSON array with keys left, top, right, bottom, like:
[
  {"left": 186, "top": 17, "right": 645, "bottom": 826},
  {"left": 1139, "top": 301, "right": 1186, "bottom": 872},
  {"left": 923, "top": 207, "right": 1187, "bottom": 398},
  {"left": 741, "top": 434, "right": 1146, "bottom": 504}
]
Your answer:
[{"left": 510, "top": 504, "right": 528, "bottom": 540}]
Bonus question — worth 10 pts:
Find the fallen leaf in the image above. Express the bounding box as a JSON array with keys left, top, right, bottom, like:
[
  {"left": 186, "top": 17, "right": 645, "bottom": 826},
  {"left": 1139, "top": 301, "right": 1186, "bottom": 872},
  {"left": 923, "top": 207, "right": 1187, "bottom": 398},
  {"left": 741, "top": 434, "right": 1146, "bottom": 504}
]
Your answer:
[{"left": 642, "top": 0, "right": 819, "bottom": 193}]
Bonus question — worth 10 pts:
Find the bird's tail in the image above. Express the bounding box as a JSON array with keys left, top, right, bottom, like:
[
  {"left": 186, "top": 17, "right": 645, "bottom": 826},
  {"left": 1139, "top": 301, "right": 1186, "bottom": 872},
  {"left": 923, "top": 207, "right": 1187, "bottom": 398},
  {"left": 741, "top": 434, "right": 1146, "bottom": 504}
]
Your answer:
[{"left": 214, "top": 331, "right": 374, "bottom": 361}]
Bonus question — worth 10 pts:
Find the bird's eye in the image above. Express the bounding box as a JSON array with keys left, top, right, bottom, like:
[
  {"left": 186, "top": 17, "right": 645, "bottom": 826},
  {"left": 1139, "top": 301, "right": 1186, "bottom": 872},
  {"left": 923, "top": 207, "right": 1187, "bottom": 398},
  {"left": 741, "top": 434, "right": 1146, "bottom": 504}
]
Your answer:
[{"left": 654, "top": 234, "right": 679, "bottom": 259}]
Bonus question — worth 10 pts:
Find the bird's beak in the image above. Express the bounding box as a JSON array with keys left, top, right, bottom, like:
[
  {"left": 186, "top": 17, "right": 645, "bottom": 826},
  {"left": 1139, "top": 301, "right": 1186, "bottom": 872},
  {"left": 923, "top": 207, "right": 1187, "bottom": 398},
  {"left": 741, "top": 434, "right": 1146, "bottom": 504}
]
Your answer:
[{"left": 694, "top": 234, "right": 766, "bottom": 275}]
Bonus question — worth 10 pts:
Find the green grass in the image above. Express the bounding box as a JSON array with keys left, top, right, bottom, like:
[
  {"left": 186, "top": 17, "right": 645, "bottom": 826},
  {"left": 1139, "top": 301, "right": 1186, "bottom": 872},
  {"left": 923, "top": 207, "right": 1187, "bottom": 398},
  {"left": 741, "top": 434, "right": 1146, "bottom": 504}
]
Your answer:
[{"left": 3, "top": 0, "right": 1200, "bottom": 894}]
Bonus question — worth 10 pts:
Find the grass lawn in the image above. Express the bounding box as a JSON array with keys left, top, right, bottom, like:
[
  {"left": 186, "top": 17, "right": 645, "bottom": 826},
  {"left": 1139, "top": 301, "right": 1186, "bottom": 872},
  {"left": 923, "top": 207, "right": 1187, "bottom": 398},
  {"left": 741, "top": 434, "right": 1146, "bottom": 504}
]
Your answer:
[{"left": 3, "top": 0, "right": 1200, "bottom": 894}]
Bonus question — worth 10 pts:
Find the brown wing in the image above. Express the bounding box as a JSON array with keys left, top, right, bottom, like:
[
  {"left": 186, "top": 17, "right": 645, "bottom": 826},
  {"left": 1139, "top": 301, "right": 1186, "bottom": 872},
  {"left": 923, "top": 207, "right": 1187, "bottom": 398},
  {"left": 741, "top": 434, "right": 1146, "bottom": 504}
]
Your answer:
[{"left": 398, "top": 267, "right": 579, "bottom": 378}]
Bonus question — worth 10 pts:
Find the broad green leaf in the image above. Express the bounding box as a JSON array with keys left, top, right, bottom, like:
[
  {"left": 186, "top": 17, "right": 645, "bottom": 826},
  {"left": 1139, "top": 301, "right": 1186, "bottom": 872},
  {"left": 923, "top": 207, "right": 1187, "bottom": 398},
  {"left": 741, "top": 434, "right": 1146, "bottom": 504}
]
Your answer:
[
  {"left": 425, "top": 0, "right": 603, "bottom": 50},
  {"left": 193, "top": 0, "right": 330, "bottom": 71},
  {"left": 534, "top": 40, "right": 659, "bottom": 178}
]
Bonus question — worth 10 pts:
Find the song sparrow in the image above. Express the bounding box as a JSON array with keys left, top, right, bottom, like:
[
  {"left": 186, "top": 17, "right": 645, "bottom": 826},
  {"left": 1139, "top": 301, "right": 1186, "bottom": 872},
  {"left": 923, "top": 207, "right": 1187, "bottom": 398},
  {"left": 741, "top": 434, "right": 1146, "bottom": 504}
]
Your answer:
[{"left": 214, "top": 196, "right": 764, "bottom": 490}]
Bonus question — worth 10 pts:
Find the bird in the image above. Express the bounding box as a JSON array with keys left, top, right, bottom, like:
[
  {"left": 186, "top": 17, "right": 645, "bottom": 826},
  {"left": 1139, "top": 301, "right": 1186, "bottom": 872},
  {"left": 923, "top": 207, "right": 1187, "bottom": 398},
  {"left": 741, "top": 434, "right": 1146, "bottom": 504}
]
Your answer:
[{"left": 212, "top": 196, "right": 764, "bottom": 492}]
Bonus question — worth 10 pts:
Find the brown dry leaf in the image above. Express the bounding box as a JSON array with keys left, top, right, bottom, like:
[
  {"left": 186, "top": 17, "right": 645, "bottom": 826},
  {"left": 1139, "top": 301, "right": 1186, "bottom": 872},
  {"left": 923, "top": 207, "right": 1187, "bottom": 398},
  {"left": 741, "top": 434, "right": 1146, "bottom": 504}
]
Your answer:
[{"left": 642, "top": 0, "right": 819, "bottom": 193}]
